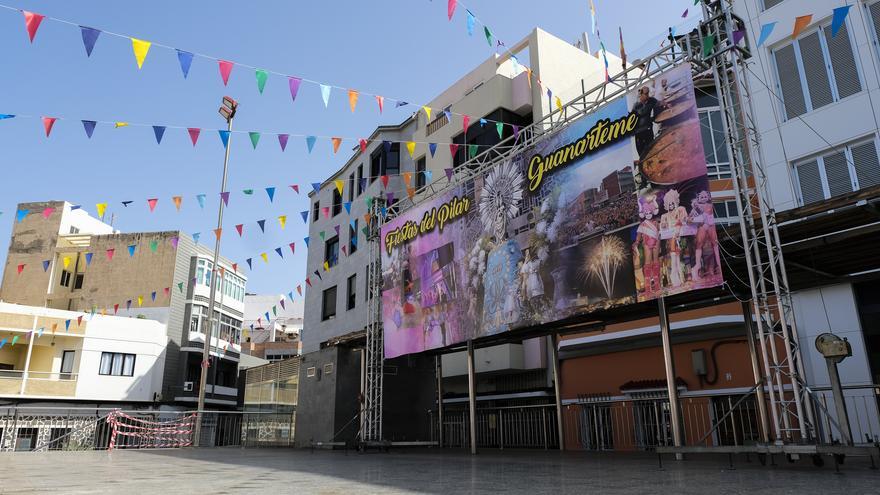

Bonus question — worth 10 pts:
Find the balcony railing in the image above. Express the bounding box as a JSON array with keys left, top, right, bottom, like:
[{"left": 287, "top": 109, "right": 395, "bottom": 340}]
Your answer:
[{"left": 0, "top": 370, "right": 78, "bottom": 397}]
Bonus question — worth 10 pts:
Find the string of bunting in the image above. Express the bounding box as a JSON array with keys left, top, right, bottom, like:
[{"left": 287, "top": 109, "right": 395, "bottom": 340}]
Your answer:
[
  {"left": 5, "top": 4, "right": 544, "bottom": 130},
  {"left": 753, "top": 6, "right": 851, "bottom": 47}
]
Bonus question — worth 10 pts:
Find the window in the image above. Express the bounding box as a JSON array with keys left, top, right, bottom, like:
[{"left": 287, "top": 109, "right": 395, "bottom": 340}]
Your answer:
[
  {"left": 763, "top": 0, "right": 783, "bottom": 10},
  {"left": 307, "top": 366, "right": 316, "bottom": 377},
  {"left": 59, "top": 270, "right": 71, "bottom": 287},
  {"left": 332, "top": 188, "right": 342, "bottom": 216},
  {"left": 99, "top": 352, "right": 136, "bottom": 376},
  {"left": 325, "top": 236, "right": 339, "bottom": 268},
  {"left": 357, "top": 164, "right": 364, "bottom": 195},
  {"left": 773, "top": 21, "right": 860, "bottom": 120},
  {"left": 347, "top": 274, "right": 357, "bottom": 310},
  {"left": 73, "top": 273, "right": 84, "bottom": 290},
  {"left": 321, "top": 286, "right": 337, "bottom": 321},
  {"left": 712, "top": 199, "right": 740, "bottom": 226},
  {"left": 15, "top": 428, "right": 38, "bottom": 451},
  {"left": 416, "top": 156, "right": 427, "bottom": 188},
  {"left": 312, "top": 200, "right": 320, "bottom": 222},
  {"left": 370, "top": 149, "right": 382, "bottom": 183},
  {"left": 323, "top": 363, "right": 334, "bottom": 374},
  {"left": 349, "top": 219, "right": 358, "bottom": 254},
  {"left": 385, "top": 143, "right": 400, "bottom": 176},
  {"left": 698, "top": 107, "right": 731, "bottom": 179},
  {"left": 370, "top": 143, "right": 401, "bottom": 180},
  {"left": 60, "top": 350, "right": 75, "bottom": 379},
  {"left": 348, "top": 173, "right": 355, "bottom": 202},
  {"left": 794, "top": 138, "right": 880, "bottom": 205},
  {"left": 69, "top": 226, "right": 80, "bottom": 234}
]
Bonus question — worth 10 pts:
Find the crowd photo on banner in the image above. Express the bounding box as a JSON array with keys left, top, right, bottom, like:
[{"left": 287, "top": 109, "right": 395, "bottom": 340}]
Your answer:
[{"left": 380, "top": 64, "right": 723, "bottom": 359}]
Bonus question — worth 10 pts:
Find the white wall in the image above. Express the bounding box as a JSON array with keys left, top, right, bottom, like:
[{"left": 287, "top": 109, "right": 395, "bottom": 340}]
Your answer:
[
  {"left": 75, "top": 314, "right": 167, "bottom": 402},
  {"left": 58, "top": 202, "right": 116, "bottom": 236}
]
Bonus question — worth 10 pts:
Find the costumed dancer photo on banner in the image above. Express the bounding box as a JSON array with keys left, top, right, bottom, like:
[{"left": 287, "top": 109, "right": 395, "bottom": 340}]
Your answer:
[{"left": 380, "top": 64, "right": 722, "bottom": 359}]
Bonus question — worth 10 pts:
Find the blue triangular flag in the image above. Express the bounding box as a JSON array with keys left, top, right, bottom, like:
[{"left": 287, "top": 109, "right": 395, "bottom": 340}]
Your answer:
[
  {"left": 380, "top": 206, "right": 387, "bottom": 217},
  {"left": 343, "top": 202, "right": 351, "bottom": 214},
  {"left": 127, "top": 244, "right": 136, "bottom": 257},
  {"left": 152, "top": 126, "right": 166, "bottom": 144},
  {"left": 466, "top": 10, "right": 475, "bottom": 36},
  {"left": 429, "top": 142, "right": 437, "bottom": 157},
  {"left": 288, "top": 291, "right": 294, "bottom": 301},
  {"left": 275, "top": 247, "right": 284, "bottom": 259},
  {"left": 304, "top": 236, "right": 310, "bottom": 247},
  {"left": 246, "top": 258, "right": 253, "bottom": 269},
  {"left": 218, "top": 130, "right": 231, "bottom": 148},
  {"left": 383, "top": 141, "right": 392, "bottom": 154},
  {"left": 311, "top": 182, "right": 321, "bottom": 193},
  {"left": 37, "top": 328, "right": 44, "bottom": 338},
  {"left": 85, "top": 252, "right": 93, "bottom": 265},
  {"left": 16, "top": 209, "right": 28, "bottom": 223},
  {"left": 265, "top": 187, "right": 276, "bottom": 203},
  {"left": 193, "top": 232, "right": 201, "bottom": 244},
  {"left": 301, "top": 210, "right": 309, "bottom": 223},
  {"left": 42, "top": 260, "right": 50, "bottom": 272},
  {"left": 151, "top": 291, "right": 156, "bottom": 301},
  {"left": 0, "top": 114, "right": 15, "bottom": 120},
  {"left": 177, "top": 49, "right": 194, "bottom": 78},
  {"left": 70, "top": 205, "right": 81, "bottom": 210},
  {"left": 82, "top": 120, "right": 96, "bottom": 138},
  {"left": 196, "top": 194, "right": 206, "bottom": 208},
  {"left": 443, "top": 110, "right": 452, "bottom": 122},
  {"left": 0, "top": 338, "right": 7, "bottom": 350},
  {"left": 306, "top": 135, "right": 317, "bottom": 153},
  {"left": 320, "top": 84, "right": 331, "bottom": 107},
  {"left": 423, "top": 170, "right": 433, "bottom": 183},
  {"left": 65, "top": 320, "right": 71, "bottom": 331},
  {"left": 757, "top": 22, "right": 776, "bottom": 47},
  {"left": 395, "top": 101, "right": 409, "bottom": 107},
  {"left": 257, "top": 219, "right": 266, "bottom": 232},
  {"left": 831, "top": 6, "right": 851, "bottom": 37},
  {"left": 479, "top": 118, "right": 487, "bottom": 126},
  {"left": 265, "top": 311, "right": 271, "bottom": 322},
  {"left": 80, "top": 26, "right": 101, "bottom": 57}
]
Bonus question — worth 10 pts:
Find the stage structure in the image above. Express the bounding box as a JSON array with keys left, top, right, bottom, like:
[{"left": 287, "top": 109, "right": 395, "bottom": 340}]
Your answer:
[{"left": 362, "top": 0, "right": 814, "bottom": 447}]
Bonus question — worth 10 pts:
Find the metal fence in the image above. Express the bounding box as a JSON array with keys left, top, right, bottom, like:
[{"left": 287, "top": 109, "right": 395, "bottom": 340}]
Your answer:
[
  {"left": 0, "top": 407, "right": 295, "bottom": 452},
  {"left": 431, "top": 404, "right": 559, "bottom": 450}
]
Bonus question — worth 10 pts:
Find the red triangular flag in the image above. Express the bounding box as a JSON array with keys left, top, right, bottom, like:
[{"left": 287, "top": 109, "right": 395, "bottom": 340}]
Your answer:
[
  {"left": 147, "top": 198, "right": 158, "bottom": 212},
  {"left": 290, "top": 184, "right": 300, "bottom": 194},
  {"left": 106, "top": 248, "right": 115, "bottom": 261},
  {"left": 381, "top": 175, "right": 389, "bottom": 188},
  {"left": 22, "top": 11, "right": 45, "bottom": 43},
  {"left": 42, "top": 117, "right": 57, "bottom": 137},
  {"left": 305, "top": 277, "right": 312, "bottom": 287},
  {"left": 77, "top": 315, "right": 83, "bottom": 326},
  {"left": 188, "top": 128, "right": 201, "bottom": 146},
  {"left": 113, "top": 303, "right": 119, "bottom": 314},
  {"left": 235, "top": 224, "right": 243, "bottom": 236},
  {"left": 375, "top": 95, "right": 384, "bottom": 113},
  {"left": 218, "top": 60, "right": 234, "bottom": 86},
  {"left": 449, "top": 143, "right": 460, "bottom": 157},
  {"left": 17, "top": 263, "right": 25, "bottom": 275},
  {"left": 296, "top": 285, "right": 302, "bottom": 296},
  {"left": 359, "top": 138, "right": 368, "bottom": 153},
  {"left": 289, "top": 242, "right": 296, "bottom": 254}
]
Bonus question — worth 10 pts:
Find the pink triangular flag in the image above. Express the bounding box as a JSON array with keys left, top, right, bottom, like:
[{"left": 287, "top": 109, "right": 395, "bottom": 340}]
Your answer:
[
  {"left": 188, "top": 128, "right": 201, "bottom": 146},
  {"left": 147, "top": 198, "right": 158, "bottom": 212},
  {"left": 463, "top": 115, "right": 470, "bottom": 134},
  {"left": 41, "top": 207, "right": 54, "bottom": 219},
  {"left": 290, "top": 184, "right": 300, "bottom": 194},
  {"left": 235, "top": 224, "right": 243, "bottom": 236},
  {"left": 449, "top": 143, "right": 459, "bottom": 157},
  {"left": 218, "top": 60, "right": 234, "bottom": 86}
]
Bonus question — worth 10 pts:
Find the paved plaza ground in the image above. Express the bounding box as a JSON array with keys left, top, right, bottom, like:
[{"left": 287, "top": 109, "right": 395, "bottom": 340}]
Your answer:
[{"left": 0, "top": 448, "right": 878, "bottom": 494}]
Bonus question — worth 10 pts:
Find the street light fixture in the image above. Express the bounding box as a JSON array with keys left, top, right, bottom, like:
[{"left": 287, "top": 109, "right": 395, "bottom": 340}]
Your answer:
[{"left": 193, "top": 96, "right": 238, "bottom": 447}]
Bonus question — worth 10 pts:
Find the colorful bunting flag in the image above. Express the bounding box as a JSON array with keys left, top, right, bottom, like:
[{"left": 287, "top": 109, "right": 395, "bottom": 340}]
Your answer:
[
  {"left": 831, "top": 6, "right": 851, "bottom": 37},
  {"left": 218, "top": 130, "right": 231, "bottom": 148},
  {"left": 289, "top": 242, "right": 296, "bottom": 254},
  {"left": 266, "top": 186, "right": 276, "bottom": 202},
  {"left": 301, "top": 211, "right": 309, "bottom": 223},
  {"left": 16, "top": 264, "right": 25, "bottom": 275},
  {"left": 249, "top": 132, "right": 261, "bottom": 149},
  {"left": 359, "top": 138, "right": 368, "bottom": 154},
  {"left": 131, "top": 38, "right": 151, "bottom": 69},
  {"left": 218, "top": 60, "right": 234, "bottom": 85},
  {"left": 448, "top": 0, "right": 457, "bottom": 20},
  {"left": 147, "top": 198, "right": 158, "bottom": 212},
  {"left": 255, "top": 69, "right": 268, "bottom": 94},
  {"left": 348, "top": 89, "right": 359, "bottom": 112},
  {"left": 306, "top": 136, "right": 317, "bottom": 153},
  {"left": 429, "top": 142, "right": 437, "bottom": 157},
  {"left": 153, "top": 125, "right": 166, "bottom": 144},
  {"left": 449, "top": 143, "right": 459, "bottom": 157},
  {"left": 792, "top": 15, "right": 812, "bottom": 39},
  {"left": 96, "top": 203, "right": 107, "bottom": 218},
  {"left": 188, "top": 128, "right": 201, "bottom": 146},
  {"left": 80, "top": 26, "right": 101, "bottom": 56},
  {"left": 220, "top": 191, "right": 230, "bottom": 206},
  {"left": 320, "top": 84, "right": 331, "bottom": 107},
  {"left": 177, "top": 50, "right": 194, "bottom": 78},
  {"left": 150, "top": 239, "right": 158, "bottom": 252},
  {"left": 42, "top": 117, "right": 57, "bottom": 137},
  {"left": 332, "top": 137, "right": 342, "bottom": 154},
  {"left": 275, "top": 247, "right": 284, "bottom": 259},
  {"left": 278, "top": 133, "right": 289, "bottom": 151},
  {"left": 106, "top": 248, "right": 115, "bottom": 261},
  {"left": 406, "top": 141, "right": 416, "bottom": 158},
  {"left": 213, "top": 228, "right": 223, "bottom": 240},
  {"left": 257, "top": 219, "right": 266, "bottom": 232},
  {"left": 127, "top": 244, "right": 136, "bottom": 257},
  {"left": 246, "top": 258, "right": 253, "bottom": 269},
  {"left": 289, "top": 77, "right": 302, "bottom": 102},
  {"left": 85, "top": 252, "right": 93, "bottom": 265},
  {"left": 260, "top": 252, "right": 268, "bottom": 263},
  {"left": 196, "top": 194, "right": 206, "bottom": 208},
  {"left": 22, "top": 11, "right": 45, "bottom": 43},
  {"left": 375, "top": 95, "right": 384, "bottom": 113},
  {"left": 192, "top": 232, "right": 200, "bottom": 244},
  {"left": 466, "top": 10, "right": 475, "bottom": 36},
  {"left": 41, "top": 207, "right": 54, "bottom": 219},
  {"left": 343, "top": 202, "right": 351, "bottom": 214},
  {"left": 484, "top": 26, "right": 493, "bottom": 47},
  {"left": 278, "top": 215, "right": 287, "bottom": 229},
  {"left": 42, "top": 260, "right": 50, "bottom": 271},
  {"left": 496, "top": 121, "right": 504, "bottom": 139},
  {"left": 172, "top": 196, "right": 182, "bottom": 210},
  {"left": 422, "top": 106, "right": 432, "bottom": 120},
  {"left": 235, "top": 224, "right": 244, "bottom": 236}
]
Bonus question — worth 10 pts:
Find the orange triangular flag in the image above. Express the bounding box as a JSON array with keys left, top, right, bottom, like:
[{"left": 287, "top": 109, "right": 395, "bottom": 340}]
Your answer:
[
  {"left": 792, "top": 15, "right": 812, "bottom": 39},
  {"left": 213, "top": 228, "right": 222, "bottom": 240},
  {"left": 331, "top": 137, "right": 342, "bottom": 154},
  {"left": 407, "top": 186, "right": 415, "bottom": 199},
  {"left": 348, "top": 89, "right": 359, "bottom": 112},
  {"left": 172, "top": 196, "right": 182, "bottom": 211}
]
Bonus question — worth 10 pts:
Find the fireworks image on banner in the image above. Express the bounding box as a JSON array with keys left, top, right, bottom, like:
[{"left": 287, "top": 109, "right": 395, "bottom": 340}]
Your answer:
[{"left": 584, "top": 236, "right": 627, "bottom": 298}]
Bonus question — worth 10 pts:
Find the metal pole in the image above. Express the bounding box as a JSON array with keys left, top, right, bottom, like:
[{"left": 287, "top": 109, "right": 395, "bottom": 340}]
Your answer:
[
  {"left": 550, "top": 334, "right": 564, "bottom": 451},
  {"left": 741, "top": 301, "right": 770, "bottom": 443},
  {"left": 194, "top": 114, "right": 234, "bottom": 447},
  {"left": 436, "top": 355, "right": 444, "bottom": 448},
  {"left": 826, "top": 360, "right": 853, "bottom": 446},
  {"left": 658, "top": 297, "right": 683, "bottom": 457},
  {"left": 467, "top": 339, "right": 477, "bottom": 455},
  {"left": 19, "top": 315, "right": 38, "bottom": 395}
]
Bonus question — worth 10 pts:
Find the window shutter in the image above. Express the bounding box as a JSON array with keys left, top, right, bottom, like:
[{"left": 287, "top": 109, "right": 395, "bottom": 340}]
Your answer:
[
  {"left": 823, "top": 151, "right": 854, "bottom": 197},
  {"left": 774, "top": 45, "right": 807, "bottom": 119},
  {"left": 798, "top": 32, "right": 833, "bottom": 110},
  {"left": 763, "top": 0, "right": 784, "bottom": 9},
  {"left": 796, "top": 159, "right": 824, "bottom": 204},
  {"left": 823, "top": 23, "right": 861, "bottom": 99},
  {"left": 851, "top": 139, "right": 880, "bottom": 189},
  {"left": 870, "top": 3, "right": 880, "bottom": 47}
]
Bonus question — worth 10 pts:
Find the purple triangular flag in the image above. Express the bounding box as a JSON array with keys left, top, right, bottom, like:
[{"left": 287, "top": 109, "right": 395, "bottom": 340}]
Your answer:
[
  {"left": 80, "top": 26, "right": 101, "bottom": 57},
  {"left": 334, "top": 225, "right": 340, "bottom": 236},
  {"left": 386, "top": 192, "right": 395, "bottom": 203},
  {"left": 81, "top": 120, "right": 96, "bottom": 138},
  {"left": 288, "top": 77, "right": 302, "bottom": 102},
  {"left": 512, "top": 125, "right": 520, "bottom": 140},
  {"left": 42, "top": 260, "right": 50, "bottom": 272},
  {"left": 445, "top": 168, "right": 454, "bottom": 180},
  {"left": 220, "top": 191, "right": 230, "bottom": 206},
  {"left": 733, "top": 29, "right": 745, "bottom": 45},
  {"left": 278, "top": 133, "right": 289, "bottom": 151}
]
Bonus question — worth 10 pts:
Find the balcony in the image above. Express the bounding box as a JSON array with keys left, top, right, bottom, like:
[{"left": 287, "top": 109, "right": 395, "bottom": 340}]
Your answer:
[{"left": 0, "top": 370, "right": 78, "bottom": 397}]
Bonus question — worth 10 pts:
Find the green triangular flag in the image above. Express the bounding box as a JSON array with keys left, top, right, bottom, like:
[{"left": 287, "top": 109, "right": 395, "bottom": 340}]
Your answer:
[
  {"left": 255, "top": 69, "right": 268, "bottom": 94},
  {"left": 249, "top": 131, "right": 261, "bottom": 149},
  {"left": 484, "top": 26, "right": 493, "bottom": 47},
  {"left": 495, "top": 121, "right": 503, "bottom": 139},
  {"left": 243, "top": 189, "right": 254, "bottom": 195},
  {"left": 177, "top": 282, "right": 184, "bottom": 293},
  {"left": 319, "top": 231, "right": 325, "bottom": 241},
  {"left": 149, "top": 239, "right": 158, "bottom": 253},
  {"left": 272, "top": 305, "right": 277, "bottom": 316},
  {"left": 468, "top": 144, "right": 478, "bottom": 159},
  {"left": 702, "top": 34, "right": 716, "bottom": 58},
  {"left": 361, "top": 226, "right": 369, "bottom": 236},
  {"left": 365, "top": 197, "right": 374, "bottom": 209}
]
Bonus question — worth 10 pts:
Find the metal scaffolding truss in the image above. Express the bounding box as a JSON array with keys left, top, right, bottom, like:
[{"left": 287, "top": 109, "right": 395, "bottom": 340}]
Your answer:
[{"left": 364, "top": 0, "right": 812, "bottom": 445}]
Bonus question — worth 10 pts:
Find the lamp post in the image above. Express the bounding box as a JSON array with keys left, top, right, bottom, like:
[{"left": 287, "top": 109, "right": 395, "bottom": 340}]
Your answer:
[{"left": 193, "top": 96, "right": 237, "bottom": 447}]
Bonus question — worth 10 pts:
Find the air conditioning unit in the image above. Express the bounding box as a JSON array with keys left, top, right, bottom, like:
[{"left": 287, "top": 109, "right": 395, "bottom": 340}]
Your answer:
[{"left": 183, "top": 381, "right": 194, "bottom": 392}]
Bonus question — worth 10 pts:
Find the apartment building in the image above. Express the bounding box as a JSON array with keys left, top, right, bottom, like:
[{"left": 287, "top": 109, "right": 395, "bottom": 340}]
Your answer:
[
  {"left": 0, "top": 200, "right": 247, "bottom": 407},
  {"left": 243, "top": 294, "right": 303, "bottom": 362}
]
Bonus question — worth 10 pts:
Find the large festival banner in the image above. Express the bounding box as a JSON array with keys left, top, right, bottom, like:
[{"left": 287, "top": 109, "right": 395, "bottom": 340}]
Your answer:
[{"left": 380, "top": 65, "right": 723, "bottom": 358}]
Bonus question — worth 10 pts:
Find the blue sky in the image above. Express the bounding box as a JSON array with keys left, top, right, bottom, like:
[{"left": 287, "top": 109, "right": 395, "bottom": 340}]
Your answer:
[{"left": 0, "top": 0, "right": 696, "bottom": 294}]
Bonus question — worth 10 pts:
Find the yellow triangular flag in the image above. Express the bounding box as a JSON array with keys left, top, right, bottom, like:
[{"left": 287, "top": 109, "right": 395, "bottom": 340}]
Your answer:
[
  {"left": 405, "top": 141, "right": 416, "bottom": 158},
  {"left": 115, "top": 122, "right": 128, "bottom": 128},
  {"left": 323, "top": 261, "right": 329, "bottom": 271},
  {"left": 137, "top": 295, "right": 143, "bottom": 307},
  {"left": 63, "top": 256, "right": 71, "bottom": 269},
  {"left": 260, "top": 252, "right": 268, "bottom": 263},
  {"left": 278, "top": 215, "right": 287, "bottom": 229},
  {"left": 555, "top": 96, "right": 562, "bottom": 111},
  {"left": 131, "top": 38, "right": 152, "bottom": 69},
  {"left": 335, "top": 179, "right": 344, "bottom": 195},
  {"left": 422, "top": 106, "right": 432, "bottom": 120},
  {"left": 526, "top": 68, "right": 533, "bottom": 89},
  {"left": 96, "top": 203, "right": 107, "bottom": 218}
]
